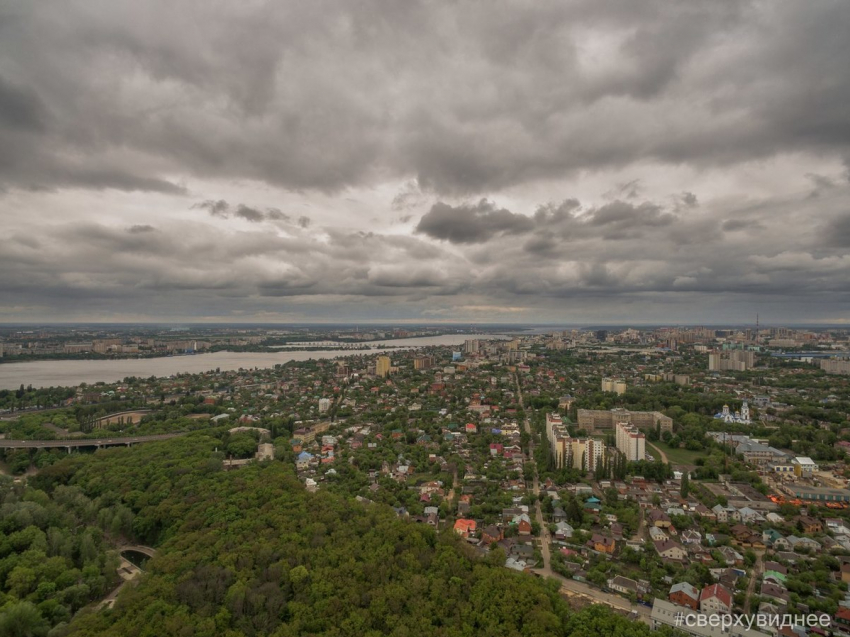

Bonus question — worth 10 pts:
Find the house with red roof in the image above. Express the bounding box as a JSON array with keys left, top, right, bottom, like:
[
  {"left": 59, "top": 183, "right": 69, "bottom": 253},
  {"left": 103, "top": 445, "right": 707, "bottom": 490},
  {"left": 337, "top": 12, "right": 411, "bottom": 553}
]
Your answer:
[
  {"left": 453, "top": 519, "right": 477, "bottom": 539},
  {"left": 835, "top": 607, "right": 850, "bottom": 629},
  {"left": 700, "top": 583, "right": 732, "bottom": 615}
]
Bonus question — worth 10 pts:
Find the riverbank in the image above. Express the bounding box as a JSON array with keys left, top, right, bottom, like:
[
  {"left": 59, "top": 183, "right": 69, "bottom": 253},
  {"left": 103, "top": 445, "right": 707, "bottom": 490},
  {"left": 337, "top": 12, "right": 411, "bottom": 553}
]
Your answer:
[
  {"left": 0, "top": 334, "right": 509, "bottom": 390},
  {"left": 0, "top": 344, "right": 410, "bottom": 366}
]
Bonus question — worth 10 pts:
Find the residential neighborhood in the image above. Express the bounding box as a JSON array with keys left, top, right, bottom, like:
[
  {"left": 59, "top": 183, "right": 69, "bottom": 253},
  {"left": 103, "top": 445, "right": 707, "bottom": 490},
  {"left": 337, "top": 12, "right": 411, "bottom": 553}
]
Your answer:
[{"left": 3, "top": 325, "right": 850, "bottom": 636}]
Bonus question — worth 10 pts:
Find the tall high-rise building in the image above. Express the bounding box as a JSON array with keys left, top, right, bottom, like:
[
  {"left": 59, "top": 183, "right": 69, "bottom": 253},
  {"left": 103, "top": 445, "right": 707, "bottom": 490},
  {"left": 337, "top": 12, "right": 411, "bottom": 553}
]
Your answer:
[
  {"left": 545, "top": 413, "right": 605, "bottom": 472},
  {"left": 318, "top": 398, "right": 331, "bottom": 413},
  {"left": 413, "top": 356, "right": 435, "bottom": 370},
  {"left": 615, "top": 421, "right": 646, "bottom": 462},
  {"left": 464, "top": 339, "right": 479, "bottom": 354},
  {"left": 375, "top": 356, "right": 391, "bottom": 378}
]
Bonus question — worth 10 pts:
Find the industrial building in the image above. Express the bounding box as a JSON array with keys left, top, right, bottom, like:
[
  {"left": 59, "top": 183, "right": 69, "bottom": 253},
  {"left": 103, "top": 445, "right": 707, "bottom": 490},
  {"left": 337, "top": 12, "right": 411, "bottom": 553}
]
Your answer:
[{"left": 789, "top": 485, "right": 850, "bottom": 503}]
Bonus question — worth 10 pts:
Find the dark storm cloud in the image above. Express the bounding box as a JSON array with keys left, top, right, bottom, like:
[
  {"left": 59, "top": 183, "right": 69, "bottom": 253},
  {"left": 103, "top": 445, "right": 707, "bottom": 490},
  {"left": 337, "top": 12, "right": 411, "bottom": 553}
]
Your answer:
[
  {"left": 192, "top": 200, "right": 230, "bottom": 217},
  {"left": 419, "top": 197, "right": 680, "bottom": 245},
  {"left": 416, "top": 200, "right": 535, "bottom": 243},
  {"left": 523, "top": 235, "right": 560, "bottom": 256},
  {"left": 233, "top": 205, "right": 265, "bottom": 223},
  {"left": 1, "top": 1, "right": 849, "bottom": 195},
  {"left": 586, "top": 201, "right": 675, "bottom": 228},
  {"left": 722, "top": 219, "right": 762, "bottom": 232},
  {"left": 191, "top": 200, "right": 310, "bottom": 226},
  {"left": 823, "top": 214, "right": 850, "bottom": 247},
  {"left": 128, "top": 225, "right": 156, "bottom": 234},
  {"left": 807, "top": 174, "right": 835, "bottom": 190},
  {"left": 265, "top": 208, "right": 291, "bottom": 222},
  {"left": 580, "top": 263, "right": 619, "bottom": 288},
  {"left": 0, "top": 75, "right": 47, "bottom": 131},
  {"left": 681, "top": 192, "right": 698, "bottom": 208}
]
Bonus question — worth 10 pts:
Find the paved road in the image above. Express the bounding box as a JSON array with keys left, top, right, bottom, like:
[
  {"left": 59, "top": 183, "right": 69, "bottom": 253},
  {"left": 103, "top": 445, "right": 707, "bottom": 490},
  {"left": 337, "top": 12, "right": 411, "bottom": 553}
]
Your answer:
[
  {"left": 0, "top": 433, "right": 185, "bottom": 449},
  {"left": 515, "top": 373, "right": 650, "bottom": 624},
  {"left": 0, "top": 406, "right": 64, "bottom": 421},
  {"left": 541, "top": 568, "right": 651, "bottom": 622},
  {"left": 514, "top": 374, "right": 549, "bottom": 570}
]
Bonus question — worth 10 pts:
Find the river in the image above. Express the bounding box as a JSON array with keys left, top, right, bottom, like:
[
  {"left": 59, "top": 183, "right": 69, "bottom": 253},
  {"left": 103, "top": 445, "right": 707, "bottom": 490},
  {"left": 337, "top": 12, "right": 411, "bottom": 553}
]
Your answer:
[{"left": 0, "top": 334, "right": 510, "bottom": 390}]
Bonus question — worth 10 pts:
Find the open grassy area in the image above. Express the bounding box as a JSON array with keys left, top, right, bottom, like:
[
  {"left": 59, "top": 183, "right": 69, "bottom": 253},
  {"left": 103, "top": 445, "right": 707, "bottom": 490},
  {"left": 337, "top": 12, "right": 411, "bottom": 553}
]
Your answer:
[{"left": 647, "top": 440, "right": 707, "bottom": 467}]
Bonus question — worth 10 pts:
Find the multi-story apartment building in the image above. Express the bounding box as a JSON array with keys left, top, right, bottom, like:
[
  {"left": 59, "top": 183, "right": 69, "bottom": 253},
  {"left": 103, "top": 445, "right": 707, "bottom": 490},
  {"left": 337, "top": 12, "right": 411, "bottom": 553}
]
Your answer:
[
  {"left": 820, "top": 358, "right": 850, "bottom": 375},
  {"left": 616, "top": 420, "right": 646, "bottom": 462},
  {"left": 546, "top": 413, "right": 605, "bottom": 471},
  {"left": 708, "top": 350, "right": 755, "bottom": 372},
  {"left": 375, "top": 356, "right": 391, "bottom": 378},
  {"left": 601, "top": 377, "right": 626, "bottom": 395},
  {"left": 577, "top": 408, "right": 673, "bottom": 434},
  {"left": 413, "top": 356, "right": 435, "bottom": 370}
]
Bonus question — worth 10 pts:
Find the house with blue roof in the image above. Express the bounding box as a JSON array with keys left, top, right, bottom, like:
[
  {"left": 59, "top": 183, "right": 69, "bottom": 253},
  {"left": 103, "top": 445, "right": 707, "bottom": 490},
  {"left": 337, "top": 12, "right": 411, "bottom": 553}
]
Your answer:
[{"left": 296, "top": 451, "right": 314, "bottom": 470}]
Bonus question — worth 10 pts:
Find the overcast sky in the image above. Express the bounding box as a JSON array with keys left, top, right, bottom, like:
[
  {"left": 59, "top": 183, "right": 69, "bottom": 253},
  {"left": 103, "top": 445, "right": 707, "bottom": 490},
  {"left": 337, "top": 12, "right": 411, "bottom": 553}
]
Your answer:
[{"left": 1, "top": 0, "right": 849, "bottom": 325}]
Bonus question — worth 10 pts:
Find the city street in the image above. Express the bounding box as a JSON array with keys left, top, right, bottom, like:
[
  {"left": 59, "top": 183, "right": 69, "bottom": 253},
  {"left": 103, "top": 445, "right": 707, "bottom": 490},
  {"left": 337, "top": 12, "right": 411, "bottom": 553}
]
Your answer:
[{"left": 515, "top": 373, "right": 650, "bottom": 624}]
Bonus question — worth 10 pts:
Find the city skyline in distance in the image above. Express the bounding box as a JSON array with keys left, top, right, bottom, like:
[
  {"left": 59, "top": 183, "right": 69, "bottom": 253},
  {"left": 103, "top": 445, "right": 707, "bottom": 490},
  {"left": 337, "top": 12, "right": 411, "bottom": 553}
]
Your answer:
[
  {"left": 1, "top": 2, "right": 849, "bottom": 325},
  {"left": 0, "top": 321, "right": 847, "bottom": 331}
]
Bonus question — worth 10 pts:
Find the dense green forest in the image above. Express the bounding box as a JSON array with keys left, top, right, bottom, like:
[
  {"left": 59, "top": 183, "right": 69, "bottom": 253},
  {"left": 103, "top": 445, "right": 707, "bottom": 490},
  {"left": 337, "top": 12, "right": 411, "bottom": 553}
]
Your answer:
[
  {"left": 0, "top": 435, "right": 667, "bottom": 636},
  {"left": 0, "top": 476, "right": 119, "bottom": 636}
]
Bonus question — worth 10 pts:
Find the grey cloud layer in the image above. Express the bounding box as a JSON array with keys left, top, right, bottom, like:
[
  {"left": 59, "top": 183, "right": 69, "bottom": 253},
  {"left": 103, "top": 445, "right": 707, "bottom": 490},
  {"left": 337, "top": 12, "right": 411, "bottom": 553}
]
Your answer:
[
  {"left": 2, "top": 1, "right": 850, "bottom": 322},
  {"left": 1, "top": 1, "right": 849, "bottom": 194},
  {"left": 416, "top": 199, "right": 677, "bottom": 244},
  {"left": 2, "top": 184, "right": 848, "bottom": 322}
]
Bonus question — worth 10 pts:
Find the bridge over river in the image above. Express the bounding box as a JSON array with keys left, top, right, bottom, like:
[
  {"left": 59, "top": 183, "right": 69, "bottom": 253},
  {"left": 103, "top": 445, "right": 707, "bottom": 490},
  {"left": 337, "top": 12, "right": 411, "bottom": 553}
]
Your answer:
[{"left": 0, "top": 432, "right": 186, "bottom": 451}]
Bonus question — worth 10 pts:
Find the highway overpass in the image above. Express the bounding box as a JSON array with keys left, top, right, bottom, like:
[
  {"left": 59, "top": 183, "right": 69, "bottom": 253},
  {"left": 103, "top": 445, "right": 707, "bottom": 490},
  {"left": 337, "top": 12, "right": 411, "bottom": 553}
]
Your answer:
[{"left": 0, "top": 433, "right": 185, "bottom": 451}]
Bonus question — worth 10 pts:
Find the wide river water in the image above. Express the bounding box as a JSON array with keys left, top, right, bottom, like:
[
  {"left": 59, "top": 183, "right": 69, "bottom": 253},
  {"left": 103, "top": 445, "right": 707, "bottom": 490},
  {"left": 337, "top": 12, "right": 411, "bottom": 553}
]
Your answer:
[{"left": 0, "top": 334, "right": 510, "bottom": 390}]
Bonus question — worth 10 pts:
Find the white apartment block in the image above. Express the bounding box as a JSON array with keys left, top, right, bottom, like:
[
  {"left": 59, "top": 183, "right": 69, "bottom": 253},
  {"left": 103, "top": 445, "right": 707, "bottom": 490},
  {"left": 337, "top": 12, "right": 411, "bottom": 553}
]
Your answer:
[
  {"left": 546, "top": 413, "right": 605, "bottom": 471},
  {"left": 616, "top": 420, "right": 646, "bottom": 462}
]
